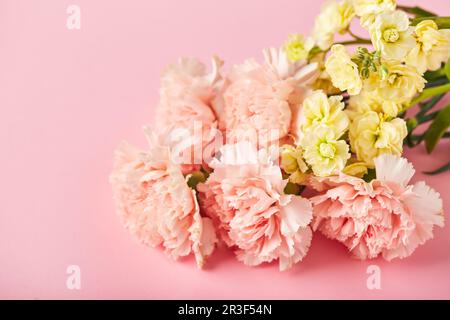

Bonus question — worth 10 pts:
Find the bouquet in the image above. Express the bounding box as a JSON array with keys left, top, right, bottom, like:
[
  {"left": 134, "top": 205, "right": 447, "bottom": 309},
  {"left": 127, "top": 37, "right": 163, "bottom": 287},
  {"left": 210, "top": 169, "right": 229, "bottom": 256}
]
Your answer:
[{"left": 110, "top": 0, "right": 448, "bottom": 270}]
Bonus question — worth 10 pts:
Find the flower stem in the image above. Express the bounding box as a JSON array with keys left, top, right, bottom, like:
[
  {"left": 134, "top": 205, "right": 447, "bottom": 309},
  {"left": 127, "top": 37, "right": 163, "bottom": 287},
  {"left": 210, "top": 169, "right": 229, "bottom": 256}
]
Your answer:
[
  {"left": 411, "top": 16, "right": 450, "bottom": 28},
  {"left": 398, "top": 5, "right": 436, "bottom": 17},
  {"left": 409, "top": 83, "right": 450, "bottom": 108},
  {"left": 335, "top": 39, "right": 372, "bottom": 46}
]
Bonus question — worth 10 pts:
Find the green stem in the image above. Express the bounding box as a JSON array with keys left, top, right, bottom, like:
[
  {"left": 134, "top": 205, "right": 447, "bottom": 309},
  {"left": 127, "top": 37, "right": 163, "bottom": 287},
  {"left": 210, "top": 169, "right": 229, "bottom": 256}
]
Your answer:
[
  {"left": 335, "top": 39, "right": 372, "bottom": 46},
  {"left": 411, "top": 16, "right": 450, "bottom": 28},
  {"left": 398, "top": 5, "right": 436, "bottom": 17},
  {"left": 409, "top": 83, "right": 450, "bottom": 108}
]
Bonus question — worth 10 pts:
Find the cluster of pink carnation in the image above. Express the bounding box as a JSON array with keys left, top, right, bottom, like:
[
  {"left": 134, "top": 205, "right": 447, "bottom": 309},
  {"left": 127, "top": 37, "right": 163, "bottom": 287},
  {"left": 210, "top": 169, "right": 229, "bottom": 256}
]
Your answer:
[
  {"left": 110, "top": 52, "right": 444, "bottom": 270},
  {"left": 310, "top": 154, "right": 444, "bottom": 260}
]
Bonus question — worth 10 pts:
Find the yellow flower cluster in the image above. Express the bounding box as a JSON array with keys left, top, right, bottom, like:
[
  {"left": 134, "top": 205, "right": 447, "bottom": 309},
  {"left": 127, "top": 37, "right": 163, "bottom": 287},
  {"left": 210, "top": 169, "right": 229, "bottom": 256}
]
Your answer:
[
  {"left": 406, "top": 20, "right": 450, "bottom": 73},
  {"left": 284, "top": 34, "right": 314, "bottom": 62},
  {"left": 349, "top": 111, "right": 407, "bottom": 166},
  {"left": 280, "top": 145, "right": 309, "bottom": 184},
  {"left": 312, "top": 0, "right": 355, "bottom": 50},
  {"left": 300, "top": 91, "right": 350, "bottom": 177},
  {"left": 325, "top": 45, "right": 362, "bottom": 95},
  {"left": 354, "top": 0, "right": 396, "bottom": 28},
  {"left": 369, "top": 10, "right": 415, "bottom": 60},
  {"left": 281, "top": 0, "right": 450, "bottom": 179}
]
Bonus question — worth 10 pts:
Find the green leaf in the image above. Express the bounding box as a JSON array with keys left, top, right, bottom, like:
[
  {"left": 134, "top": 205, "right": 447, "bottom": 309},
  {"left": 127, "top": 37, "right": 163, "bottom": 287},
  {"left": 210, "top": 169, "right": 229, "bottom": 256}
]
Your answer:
[
  {"left": 445, "top": 59, "right": 450, "bottom": 81},
  {"left": 424, "top": 104, "right": 450, "bottom": 153},
  {"left": 424, "top": 162, "right": 450, "bottom": 175},
  {"left": 424, "top": 68, "right": 446, "bottom": 82},
  {"left": 416, "top": 94, "right": 445, "bottom": 118}
]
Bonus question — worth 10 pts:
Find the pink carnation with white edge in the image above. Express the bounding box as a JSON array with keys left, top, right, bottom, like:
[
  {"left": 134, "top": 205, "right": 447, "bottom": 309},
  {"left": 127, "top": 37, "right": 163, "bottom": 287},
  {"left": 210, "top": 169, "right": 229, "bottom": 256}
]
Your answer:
[
  {"left": 110, "top": 131, "right": 217, "bottom": 268},
  {"left": 197, "top": 142, "right": 313, "bottom": 271},
  {"left": 155, "top": 57, "right": 224, "bottom": 172},
  {"left": 214, "top": 48, "right": 318, "bottom": 146},
  {"left": 310, "top": 154, "right": 444, "bottom": 260}
]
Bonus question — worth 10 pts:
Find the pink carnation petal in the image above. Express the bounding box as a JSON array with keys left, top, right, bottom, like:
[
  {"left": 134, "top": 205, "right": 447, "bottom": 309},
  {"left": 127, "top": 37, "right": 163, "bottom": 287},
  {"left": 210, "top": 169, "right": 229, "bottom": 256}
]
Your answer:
[{"left": 374, "top": 154, "right": 415, "bottom": 187}]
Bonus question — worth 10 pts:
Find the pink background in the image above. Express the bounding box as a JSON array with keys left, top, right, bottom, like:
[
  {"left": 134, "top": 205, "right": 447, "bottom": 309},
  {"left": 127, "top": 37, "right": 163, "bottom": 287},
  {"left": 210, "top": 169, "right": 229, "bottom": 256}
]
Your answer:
[{"left": 1, "top": 0, "right": 449, "bottom": 299}]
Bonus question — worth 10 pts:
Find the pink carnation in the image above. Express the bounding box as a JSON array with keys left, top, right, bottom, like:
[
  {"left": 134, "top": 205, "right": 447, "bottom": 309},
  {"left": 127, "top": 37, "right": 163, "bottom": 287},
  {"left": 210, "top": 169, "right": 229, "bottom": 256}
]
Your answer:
[
  {"left": 110, "top": 133, "right": 217, "bottom": 268},
  {"left": 197, "top": 143, "right": 313, "bottom": 270},
  {"left": 155, "top": 57, "right": 224, "bottom": 171},
  {"left": 214, "top": 48, "right": 318, "bottom": 146},
  {"left": 310, "top": 154, "right": 444, "bottom": 260}
]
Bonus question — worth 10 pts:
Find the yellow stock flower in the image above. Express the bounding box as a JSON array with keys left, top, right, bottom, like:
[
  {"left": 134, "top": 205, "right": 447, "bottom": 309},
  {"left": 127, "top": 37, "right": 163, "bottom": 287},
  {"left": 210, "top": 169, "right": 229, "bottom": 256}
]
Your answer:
[
  {"left": 280, "top": 145, "right": 309, "bottom": 184},
  {"left": 364, "top": 59, "right": 426, "bottom": 104},
  {"left": 325, "top": 44, "right": 362, "bottom": 95},
  {"left": 313, "top": 0, "right": 355, "bottom": 50},
  {"left": 343, "top": 161, "right": 369, "bottom": 178},
  {"left": 280, "top": 145, "right": 308, "bottom": 174},
  {"left": 310, "top": 53, "right": 341, "bottom": 95},
  {"left": 353, "top": 0, "right": 396, "bottom": 28},
  {"left": 301, "top": 90, "right": 349, "bottom": 138},
  {"left": 370, "top": 10, "right": 415, "bottom": 60},
  {"left": 284, "top": 34, "right": 314, "bottom": 62},
  {"left": 405, "top": 20, "right": 450, "bottom": 73},
  {"left": 349, "top": 111, "right": 407, "bottom": 166},
  {"left": 347, "top": 90, "right": 401, "bottom": 119},
  {"left": 301, "top": 124, "right": 350, "bottom": 177}
]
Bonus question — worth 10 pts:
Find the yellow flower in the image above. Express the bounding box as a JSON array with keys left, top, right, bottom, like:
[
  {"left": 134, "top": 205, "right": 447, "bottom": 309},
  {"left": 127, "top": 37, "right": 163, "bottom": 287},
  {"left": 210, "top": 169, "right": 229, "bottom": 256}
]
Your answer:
[
  {"left": 313, "top": 0, "right": 355, "bottom": 50},
  {"left": 301, "top": 90, "right": 349, "bottom": 138},
  {"left": 364, "top": 59, "right": 426, "bottom": 104},
  {"left": 347, "top": 90, "right": 401, "bottom": 119},
  {"left": 301, "top": 124, "right": 350, "bottom": 177},
  {"left": 353, "top": 0, "right": 396, "bottom": 28},
  {"left": 349, "top": 111, "right": 407, "bottom": 166},
  {"left": 280, "top": 145, "right": 308, "bottom": 174},
  {"left": 325, "top": 44, "right": 362, "bottom": 95},
  {"left": 310, "top": 52, "right": 341, "bottom": 95},
  {"left": 343, "top": 161, "right": 369, "bottom": 178},
  {"left": 284, "top": 34, "right": 314, "bottom": 62},
  {"left": 280, "top": 145, "right": 309, "bottom": 184},
  {"left": 369, "top": 10, "right": 415, "bottom": 60},
  {"left": 312, "top": 75, "right": 342, "bottom": 95},
  {"left": 288, "top": 170, "right": 308, "bottom": 184},
  {"left": 405, "top": 20, "right": 450, "bottom": 73}
]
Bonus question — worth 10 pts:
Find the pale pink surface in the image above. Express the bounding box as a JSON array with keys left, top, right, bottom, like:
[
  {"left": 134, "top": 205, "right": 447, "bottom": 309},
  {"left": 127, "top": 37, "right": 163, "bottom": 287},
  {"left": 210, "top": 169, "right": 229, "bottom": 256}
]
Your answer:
[{"left": 0, "top": 0, "right": 449, "bottom": 299}]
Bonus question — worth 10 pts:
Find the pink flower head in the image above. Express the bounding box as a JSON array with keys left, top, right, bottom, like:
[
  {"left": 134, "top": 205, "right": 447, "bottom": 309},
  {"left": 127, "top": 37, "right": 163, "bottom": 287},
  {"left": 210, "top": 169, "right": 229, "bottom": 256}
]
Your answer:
[
  {"left": 310, "top": 154, "right": 444, "bottom": 260},
  {"left": 109, "top": 131, "right": 217, "bottom": 268},
  {"left": 155, "top": 57, "right": 224, "bottom": 171},
  {"left": 214, "top": 48, "right": 318, "bottom": 146},
  {"left": 197, "top": 142, "right": 313, "bottom": 270}
]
